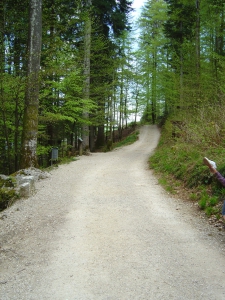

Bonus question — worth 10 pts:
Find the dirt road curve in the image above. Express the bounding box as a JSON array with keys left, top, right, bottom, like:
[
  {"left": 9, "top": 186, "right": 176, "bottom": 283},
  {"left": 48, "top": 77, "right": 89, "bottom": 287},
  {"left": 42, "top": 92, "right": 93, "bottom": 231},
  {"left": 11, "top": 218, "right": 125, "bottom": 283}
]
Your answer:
[{"left": 1, "top": 125, "right": 225, "bottom": 300}]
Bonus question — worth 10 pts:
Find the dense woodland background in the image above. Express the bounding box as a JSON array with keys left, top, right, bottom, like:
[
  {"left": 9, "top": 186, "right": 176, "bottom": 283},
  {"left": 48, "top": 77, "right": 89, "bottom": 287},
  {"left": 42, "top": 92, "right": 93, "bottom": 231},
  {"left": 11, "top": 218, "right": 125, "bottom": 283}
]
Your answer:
[{"left": 1, "top": 0, "right": 225, "bottom": 179}]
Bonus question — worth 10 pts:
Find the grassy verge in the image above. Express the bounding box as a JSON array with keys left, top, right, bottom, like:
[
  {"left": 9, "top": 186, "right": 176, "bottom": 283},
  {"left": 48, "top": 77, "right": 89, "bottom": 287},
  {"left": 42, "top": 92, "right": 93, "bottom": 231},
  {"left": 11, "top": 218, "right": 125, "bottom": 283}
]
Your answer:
[
  {"left": 113, "top": 130, "right": 139, "bottom": 149},
  {"left": 149, "top": 118, "right": 225, "bottom": 221}
]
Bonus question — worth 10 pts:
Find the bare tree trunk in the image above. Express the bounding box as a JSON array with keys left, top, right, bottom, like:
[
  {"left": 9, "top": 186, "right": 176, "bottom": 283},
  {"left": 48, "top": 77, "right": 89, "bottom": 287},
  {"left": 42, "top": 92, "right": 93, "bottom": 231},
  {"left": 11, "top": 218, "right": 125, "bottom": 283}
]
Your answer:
[
  {"left": 89, "top": 125, "right": 95, "bottom": 152},
  {"left": 151, "top": 50, "right": 157, "bottom": 124},
  {"left": 20, "top": 0, "right": 42, "bottom": 169},
  {"left": 134, "top": 87, "right": 139, "bottom": 124},
  {"left": 82, "top": 0, "right": 92, "bottom": 152}
]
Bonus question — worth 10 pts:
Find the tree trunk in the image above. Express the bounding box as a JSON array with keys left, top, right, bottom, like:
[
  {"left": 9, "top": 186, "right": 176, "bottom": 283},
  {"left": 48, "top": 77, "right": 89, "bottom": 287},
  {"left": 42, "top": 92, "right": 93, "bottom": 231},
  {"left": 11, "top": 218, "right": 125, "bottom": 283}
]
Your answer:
[
  {"left": 20, "top": 0, "right": 42, "bottom": 169},
  {"left": 151, "top": 49, "right": 157, "bottom": 124},
  {"left": 82, "top": 0, "right": 92, "bottom": 152},
  {"left": 96, "top": 125, "right": 105, "bottom": 148},
  {"left": 0, "top": 1, "right": 12, "bottom": 174},
  {"left": 89, "top": 125, "right": 95, "bottom": 152}
]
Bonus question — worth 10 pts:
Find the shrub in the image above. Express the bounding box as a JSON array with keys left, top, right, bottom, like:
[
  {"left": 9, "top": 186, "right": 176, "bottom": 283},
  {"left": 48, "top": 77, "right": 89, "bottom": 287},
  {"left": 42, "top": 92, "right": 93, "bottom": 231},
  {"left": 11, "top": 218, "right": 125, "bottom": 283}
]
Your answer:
[
  {"left": 208, "top": 196, "right": 218, "bottom": 207},
  {"left": 198, "top": 197, "right": 207, "bottom": 210},
  {"left": 149, "top": 110, "right": 225, "bottom": 220},
  {"left": 0, "top": 188, "right": 18, "bottom": 211}
]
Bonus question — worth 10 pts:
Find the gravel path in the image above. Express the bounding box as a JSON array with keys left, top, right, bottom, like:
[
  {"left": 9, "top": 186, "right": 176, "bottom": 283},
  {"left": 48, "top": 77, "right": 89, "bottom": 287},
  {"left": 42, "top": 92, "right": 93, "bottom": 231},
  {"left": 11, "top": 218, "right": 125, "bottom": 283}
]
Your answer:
[{"left": 1, "top": 125, "right": 225, "bottom": 300}]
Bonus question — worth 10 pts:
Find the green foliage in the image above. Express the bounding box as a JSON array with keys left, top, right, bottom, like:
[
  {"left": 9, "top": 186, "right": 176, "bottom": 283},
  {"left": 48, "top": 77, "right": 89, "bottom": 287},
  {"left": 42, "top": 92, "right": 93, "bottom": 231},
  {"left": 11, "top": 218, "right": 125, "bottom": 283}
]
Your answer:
[
  {"left": 150, "top": 140, "right": 203, "bottom": 188},
  {"left": 2, "top": 0, "right": 225, "bottom": 178},
  {"left": 0, "top": 73, "right": 25, "bottom": 173},
  {"left": 150, "top": 110, "right": 225, "bottom": 220},
  {"left": 205, "top": 206, "right": 213, "bottom": 217},
  {"left": 0, "top": 188, "right": 18, "bottom": 211},
  {"left": 92, "top": 0, "right": 133, "bottom": 37},
  {"left": 205, "top": 206, "right": 220, "bottom": 217},
  {"left": 0, "top": 177, "right": 17, "bottom": 211},
  {"left": 208, "top": 196, "right": 218, "bottom": 207},
  {"left": 198, "top": 197, "right": 207, "bottom": 210},
  {"left": 197, "top": 191, "right": 219, "bottom": 215},
  {"left": 57, "top": 156, "right": 78, "bottom": 165},
  {"left": 0, "top": 177, "right": 15, "bottom": 188},
  {"left": 113, "top": 130, "right": 139, "bottom": 149},
  {"left": 37, "top": 145, "right": 52, "bottom": 156},
  {"left": 138, "top": 0, "right": 168, "bottom": 124},
  {"left": 158, "top": 177, "right": 175, "bottom": 193},
  {"left": 190, "top": 193, "right": 198, "bottom": 201}
]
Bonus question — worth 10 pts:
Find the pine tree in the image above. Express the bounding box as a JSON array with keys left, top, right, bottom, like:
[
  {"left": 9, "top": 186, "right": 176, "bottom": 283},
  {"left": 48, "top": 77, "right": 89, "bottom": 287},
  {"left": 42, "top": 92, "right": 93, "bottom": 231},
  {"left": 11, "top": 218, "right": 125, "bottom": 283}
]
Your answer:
[
  {"left": 138, "top": 0, "right": 168, "bottom": 123},
  {"left": 20, "top": 0, "right": 42, "bottom": 169}
]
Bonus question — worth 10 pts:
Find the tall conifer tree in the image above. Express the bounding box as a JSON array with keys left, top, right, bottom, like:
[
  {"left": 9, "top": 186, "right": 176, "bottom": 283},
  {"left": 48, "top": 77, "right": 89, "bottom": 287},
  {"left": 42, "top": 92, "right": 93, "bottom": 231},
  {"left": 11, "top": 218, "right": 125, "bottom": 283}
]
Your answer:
[{"left": 20, "top": 0, "right": 42, "bottom": 168}]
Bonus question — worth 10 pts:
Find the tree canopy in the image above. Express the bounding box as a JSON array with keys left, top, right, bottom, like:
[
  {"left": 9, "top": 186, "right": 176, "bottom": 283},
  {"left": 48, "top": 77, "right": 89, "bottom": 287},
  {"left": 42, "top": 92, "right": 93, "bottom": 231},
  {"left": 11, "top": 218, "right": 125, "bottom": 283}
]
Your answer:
[{"left": 1, "top": 0, "right": 225, "bottom": 174}]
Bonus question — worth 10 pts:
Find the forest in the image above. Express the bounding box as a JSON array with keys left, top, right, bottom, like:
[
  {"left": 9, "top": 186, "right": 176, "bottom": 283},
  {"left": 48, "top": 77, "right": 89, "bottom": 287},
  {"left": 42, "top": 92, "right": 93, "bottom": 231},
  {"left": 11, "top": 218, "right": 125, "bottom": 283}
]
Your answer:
[{"left": 1, "top": 0, "right": 225, "bottom": 178}]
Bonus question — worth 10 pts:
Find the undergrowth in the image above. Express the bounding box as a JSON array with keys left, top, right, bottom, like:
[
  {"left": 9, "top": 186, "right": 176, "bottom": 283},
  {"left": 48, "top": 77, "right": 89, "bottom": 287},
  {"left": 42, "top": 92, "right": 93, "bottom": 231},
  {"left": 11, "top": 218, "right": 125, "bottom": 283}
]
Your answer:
[
  {"left": 149, "top": 112, "right": 225, "bottom": 220},
  {"left": 0, "top": 177, "right": 18, "bottom": 211},
  {"left": 111, "top": 130, "right": 139, "bottom": 150}
]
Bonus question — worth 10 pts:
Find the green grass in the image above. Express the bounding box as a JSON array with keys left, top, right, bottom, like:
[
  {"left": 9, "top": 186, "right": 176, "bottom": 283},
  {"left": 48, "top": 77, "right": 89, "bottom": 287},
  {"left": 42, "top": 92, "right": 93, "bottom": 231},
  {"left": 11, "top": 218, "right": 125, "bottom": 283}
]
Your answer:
[
  {"left": 158, "top": 177, "right": 175, "bottom": 194},
  {"left": 190, "top": 193, "right": 198, "bottom": 201},
  {"left": 57, "top": 156, "right": 78, "bottom": 164},
  {"left": 113, "top": 131, "right": 139, "bottom": 149},
  {"left": 149, "top": 116, "right": 225, "bottom": 220}
]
